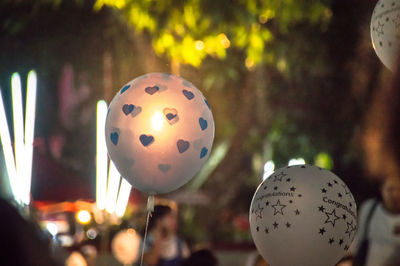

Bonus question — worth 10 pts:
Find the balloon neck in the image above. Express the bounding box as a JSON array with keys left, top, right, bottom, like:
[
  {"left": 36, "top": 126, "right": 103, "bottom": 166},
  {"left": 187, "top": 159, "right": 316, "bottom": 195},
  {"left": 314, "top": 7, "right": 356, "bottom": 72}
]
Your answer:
[{"left": 147, "top": 194, "right": 155, "bottom": 213}]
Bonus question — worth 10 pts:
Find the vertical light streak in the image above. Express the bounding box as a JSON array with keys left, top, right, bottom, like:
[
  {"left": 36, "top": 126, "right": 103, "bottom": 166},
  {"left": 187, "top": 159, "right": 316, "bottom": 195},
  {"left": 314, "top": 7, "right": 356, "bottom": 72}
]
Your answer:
[
  {"left": 96, "top": 100, "right": 108, "bottom": 210},
  {"left": 115, "top": 178, "right": 132, "bottom": 217},
  {"left": 22, "top": 70, "right": 37, "bottom": 205},
  {"left": 11, "top": 73, "right": 24, "bottom": 203},
  {"left": 105, "top": 161, "right": 120, "bottom": 214},
  {"left": 0, "top": 91, "right": 19, "bottom": 203}
]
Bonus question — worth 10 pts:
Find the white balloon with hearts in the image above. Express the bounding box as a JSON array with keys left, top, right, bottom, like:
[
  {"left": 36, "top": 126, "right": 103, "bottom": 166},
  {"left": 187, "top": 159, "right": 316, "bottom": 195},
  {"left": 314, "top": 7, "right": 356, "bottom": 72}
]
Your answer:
[
  {"left": 105, "top": 73, "right": 214, "bottom": 194},
  {"left": 249, "top": 165, "right": 357, "bottom": 266},
  {"left": 371, "top": 0, "right": 400, "bottom": 71}
]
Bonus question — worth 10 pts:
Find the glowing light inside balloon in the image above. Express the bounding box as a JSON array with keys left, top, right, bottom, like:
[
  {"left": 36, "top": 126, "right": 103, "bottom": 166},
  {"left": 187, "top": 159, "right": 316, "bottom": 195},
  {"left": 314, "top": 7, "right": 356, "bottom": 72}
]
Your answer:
[{"left": 151, "top": 111, "right": 164, "bottom": 131}]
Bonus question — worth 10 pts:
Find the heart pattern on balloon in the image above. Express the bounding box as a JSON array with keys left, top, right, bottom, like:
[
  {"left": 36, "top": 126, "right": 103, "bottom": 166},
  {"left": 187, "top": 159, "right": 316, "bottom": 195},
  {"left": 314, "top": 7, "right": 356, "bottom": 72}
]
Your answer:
[
  {"left": 200, "top": 147, "right": 208, "bottom": 158},
  {"left": 166, "top": 113, "right": 177, "bottom": 120},
  {"left": 120, "top": 84, "right": 131, "bottom": 94},
  {"left": 131, "top": 106, "right": 142, "bottom": 117},
  {"left": 182, "top": 89, "right": 195, "bottom": 100},
  {"left": 163, "top": 108, "right": 179, "bottom": 125},
  {"left": 122, "top": 104, "right": 134, "bottom": 115},
  {"left": 122, "top": 104, "right": 142, "bottom": 117},
  {"left": 158, "top": 164, "right": 171, "bottom": 173},
  {"left": 145, "top": 86, "right": 160, "bottom": 95},
  {"left": 199, "top": 117, "right": 208, "bottom": 130},
  {"left": 110, "top": 132, "right": 119, "bottom": 145},
  {"left": 177, "top": 139, "right": 190, "bottom": 153},
  {"left": 139, "top": 134, "right": 154, "bottom": 147},
  {"left": 204, "top": 99, "right": 211, "bottom": 110}
]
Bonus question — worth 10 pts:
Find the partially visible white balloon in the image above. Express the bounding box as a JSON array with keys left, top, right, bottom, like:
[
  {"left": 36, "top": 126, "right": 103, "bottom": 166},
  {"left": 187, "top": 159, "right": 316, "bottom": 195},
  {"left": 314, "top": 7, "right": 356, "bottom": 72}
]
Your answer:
[
  {"left": 112, "top": 229, "right": 141, "bottom": 265},
  {"left": 249, "top": 165, "right": 357, "bottom": 266},
  {"left": 370, "top": 0, "right": 400, "bottom": 71}
]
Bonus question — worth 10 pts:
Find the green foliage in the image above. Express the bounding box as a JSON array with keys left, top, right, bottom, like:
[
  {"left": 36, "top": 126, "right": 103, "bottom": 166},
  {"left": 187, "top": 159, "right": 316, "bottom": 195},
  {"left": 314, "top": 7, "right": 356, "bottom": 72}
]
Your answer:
[
  {"left": 267, "top": 113, "right": 317, "bottom": 166},
  {"left": 314, "top": 152, "right": 334, "bottom": 170},
  {"left": 95, "top": 0, "right": 331, "bottom": 67}
]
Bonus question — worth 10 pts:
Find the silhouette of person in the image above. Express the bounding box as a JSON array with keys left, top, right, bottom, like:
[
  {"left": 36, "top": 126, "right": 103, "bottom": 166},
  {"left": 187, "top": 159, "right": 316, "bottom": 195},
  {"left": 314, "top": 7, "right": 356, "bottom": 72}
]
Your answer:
[
  {"left": 0, "top": 198, "right": 56, "bottom": 266},
  {"left": 143, "top": 204, "right": 189, "bottom": 266},
  {"left": 352, "top": 177, "right": 400, "bottom": 266}
]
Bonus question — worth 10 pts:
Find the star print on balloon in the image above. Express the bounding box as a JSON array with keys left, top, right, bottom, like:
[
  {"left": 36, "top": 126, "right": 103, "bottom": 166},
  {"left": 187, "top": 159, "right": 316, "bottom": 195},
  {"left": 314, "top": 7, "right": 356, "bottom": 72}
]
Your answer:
[
  {"left": 254, "top": 204, "right": 264, "bottom": 220},
  {"left": 376, "top": 21, "right": 385, "bottom": 36},
  {"left": 324, "top": 209, "right": 340, "bottom": 227},
  {"left": 345, "top": 220, "right": 357, "bottom": 238},
  {"left": 272, "top": 171, "right": 287, "bottom": 182},
  {"left": 271, "top": 200, "right": 286, "bottom": 215},
  {"left": 105, "top": 73, "right": 215, "bottom": 194},
  {"left": 393, "top": 13, "right": 400, "bottom": 28},
  {"left": 370, "top": 0, "right": 400, "bottom": 71},
  {"left": 249, "top": 165, "right": 357, "bottom": 266}
]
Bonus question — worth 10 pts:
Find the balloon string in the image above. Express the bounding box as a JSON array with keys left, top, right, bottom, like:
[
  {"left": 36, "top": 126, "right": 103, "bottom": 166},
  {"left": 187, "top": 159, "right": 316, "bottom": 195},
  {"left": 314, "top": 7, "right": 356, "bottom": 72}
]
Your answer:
[
  {"left": 139, "top": 210, "right": 151, "bottom": 266},
  {"left": 140, "top": 195, "right": 155, "bottom": 266}
]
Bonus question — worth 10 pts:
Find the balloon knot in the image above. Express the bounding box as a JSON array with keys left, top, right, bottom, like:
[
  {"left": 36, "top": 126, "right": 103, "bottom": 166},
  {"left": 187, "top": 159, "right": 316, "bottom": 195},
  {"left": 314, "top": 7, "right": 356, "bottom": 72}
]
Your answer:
[{"left": 147, "top": 194, "right": 155, "bottom": 213}]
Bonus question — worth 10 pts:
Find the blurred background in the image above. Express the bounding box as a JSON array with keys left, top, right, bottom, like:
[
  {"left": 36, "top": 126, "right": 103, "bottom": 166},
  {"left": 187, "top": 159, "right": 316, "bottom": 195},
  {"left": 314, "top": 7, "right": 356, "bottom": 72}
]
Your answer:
[{"left": 1, "top": 0, "right": 399, "bottom": 265}]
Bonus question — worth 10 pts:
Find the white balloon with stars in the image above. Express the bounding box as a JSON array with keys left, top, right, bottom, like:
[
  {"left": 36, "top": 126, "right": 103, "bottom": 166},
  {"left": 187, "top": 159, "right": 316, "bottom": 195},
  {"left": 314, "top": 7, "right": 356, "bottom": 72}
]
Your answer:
[
  {"left": 105, "top": 73, "right": 214, "bottom": 194},
  {"left": 371, "top": 0, "right": 400, "bottom": 71},
  {"left": 249, "top": 165, "right": 357, "bottom": 266}
]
